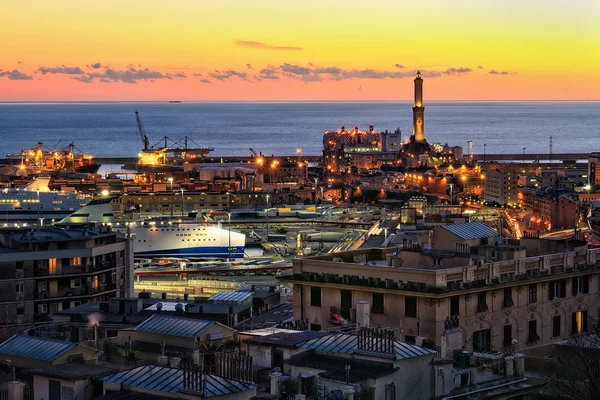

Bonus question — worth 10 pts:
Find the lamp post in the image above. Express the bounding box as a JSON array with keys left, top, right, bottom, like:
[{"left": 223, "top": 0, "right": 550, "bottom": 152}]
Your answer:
[
  {"left": 265, "top": 194, "right": 270, "bottom": 243},
  {"left": 314, "top": 178, "right": 318, "bottom": 215},
  {"left": 227, "top": 211, "right": 231, "bottom": 261},
  {"left": 168, "top": 177, "right": 174, "bottom": 218},
  {"left": 180, "top": 188, "right": 184, "bottom": 219},
  {"left": 483, "top": 143, "right": 487, "bottom": 163},
  {"left": 449, "top": 183, "right": 454, "bottom": 206}
]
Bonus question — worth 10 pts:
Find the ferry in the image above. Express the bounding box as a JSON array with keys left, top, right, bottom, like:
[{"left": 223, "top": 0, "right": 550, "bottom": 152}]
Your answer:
[
  {"left": 0, "top": 177, "right": 90, "bottom": 223},
  {"left": 58, "top": 198, "right": 246, "bottom": 259}
]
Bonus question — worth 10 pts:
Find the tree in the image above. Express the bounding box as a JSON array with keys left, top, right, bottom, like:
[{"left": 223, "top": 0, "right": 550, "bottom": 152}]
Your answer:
[{"left": 544, "top": 321, "right": 600, "bottom": 400}]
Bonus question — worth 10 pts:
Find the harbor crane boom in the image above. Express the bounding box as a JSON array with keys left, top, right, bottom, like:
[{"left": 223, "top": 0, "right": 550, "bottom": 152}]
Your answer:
[
  {"left": 249, "top": 148, "right": 258, "bottom": 157},
  {"left": 135, "top": 111, "right": 150, "bottom": 150}
]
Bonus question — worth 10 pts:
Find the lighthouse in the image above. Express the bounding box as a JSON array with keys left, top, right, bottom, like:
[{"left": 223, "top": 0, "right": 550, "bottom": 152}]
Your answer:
[{"left": 412, "top": 71, "right": 425, "bottom": 142}]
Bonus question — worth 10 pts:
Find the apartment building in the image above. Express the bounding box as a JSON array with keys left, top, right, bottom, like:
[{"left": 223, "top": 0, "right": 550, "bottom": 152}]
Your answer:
[
  {"left": 520, "top": 188, "right": 579, "bottom": 230},
  {"left": 284, "top": 224, "right": 600, "bottom": 354},
  {"left": 0, "top": 227, "right": 131, "bottom": 339}
]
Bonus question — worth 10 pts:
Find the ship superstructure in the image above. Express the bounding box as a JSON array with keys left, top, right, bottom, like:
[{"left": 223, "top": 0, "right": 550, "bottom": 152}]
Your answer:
[{"left": 0, "top": 177, "right": 90, "bottom": 222}]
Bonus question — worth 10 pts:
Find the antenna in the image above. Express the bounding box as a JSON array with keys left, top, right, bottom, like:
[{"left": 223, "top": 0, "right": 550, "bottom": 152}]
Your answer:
[{"left": 549, "top": 136, "right": 553, "bottom": 160}]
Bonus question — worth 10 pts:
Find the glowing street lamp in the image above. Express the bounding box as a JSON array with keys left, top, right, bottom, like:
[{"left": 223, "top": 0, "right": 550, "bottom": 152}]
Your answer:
[{"left": 168, "top": 177, "right": 174, "bottom": 217}]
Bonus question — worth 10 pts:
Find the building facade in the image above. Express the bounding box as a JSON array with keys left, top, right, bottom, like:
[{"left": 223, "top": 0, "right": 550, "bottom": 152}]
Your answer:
[
  {"left": 284, "top": 238, "right": 600, "bottom": 354},
  {"left": 0, "top": 227, "right": 130, "bottom": 340}
]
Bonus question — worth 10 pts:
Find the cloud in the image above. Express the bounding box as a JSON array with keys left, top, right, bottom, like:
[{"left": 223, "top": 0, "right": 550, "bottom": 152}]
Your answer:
[
  {"left": 394, "top": 64, "right": 405, "bottom": 69},
  {"left": 38, "top": 65, "right": 85, "bottom": 75},
  {"left": 443, "top": 67, "right": 472, "bottom": 75},
  {"left": 0, "top": 69, "right": 33, "bottom": 80},
  {"left": 208, "top": 69, "right": 249, "bottom": 81},
  {"left": 199, "top": 79, "right": 211, "bottom": 83},
  {"left": 478, "top": 65, "right": 484, "bottom": 69},
  {"left": 71, "top": 65, "right": 187, "bottom": 84},
  {"left": 246, "top": 64, "right": 253, "bottom": 69},
  {"left": 17, "top": 61, "right": 22, "bottom": 64},
  {"left": 235, "top": 40, "right": 303, "bottom": 51},
  {"left": 280, "top": 63, "right": 311, "bottom": 76},
  {"left": 489, "top": 69, "right": 510, "bottom": 75},
  {"left": 87, "top": 63, "right": 102, "bottom": 69},
  {"left": 193, "top": 73, "right": 203, "bottom": 76}
]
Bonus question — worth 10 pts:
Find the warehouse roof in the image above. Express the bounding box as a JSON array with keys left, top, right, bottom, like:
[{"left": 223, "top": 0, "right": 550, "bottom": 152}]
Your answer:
[{"left": 134, "top": 315, "right": 214, "bottom": 338}]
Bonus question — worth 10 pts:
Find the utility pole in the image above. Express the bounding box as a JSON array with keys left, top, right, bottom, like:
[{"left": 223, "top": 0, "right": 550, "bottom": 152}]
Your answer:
[
  {"left": 265, "top": 194, "right": 270, "bottom": 243},
  {"left": 314, "top": 178, "right": 318, "bottom": 215}
]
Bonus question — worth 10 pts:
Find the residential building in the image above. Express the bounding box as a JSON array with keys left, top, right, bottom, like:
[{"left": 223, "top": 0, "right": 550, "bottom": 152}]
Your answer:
[
  {"left": 283, "top": 225, "right": 600, "bottom": 354},
  {"left": 519, "top": 188, "right": 579, "bottom": 230},
  {"left": 0, "top": 227, "right": 131, "bottom": 340}
]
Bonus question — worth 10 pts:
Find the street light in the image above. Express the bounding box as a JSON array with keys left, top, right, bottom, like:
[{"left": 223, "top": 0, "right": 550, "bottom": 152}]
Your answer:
[
  {"left": 265, "top": 194, "right": 270, "bottom": 243},
  {"left": 227, "top": 211, "right": 232, "bottom": 261},
  {"left": 314, "top": 177, "right": 318, "bottom": 215},
  {"left": 168, "top": 177, "right": 174, "bottom": 218}
]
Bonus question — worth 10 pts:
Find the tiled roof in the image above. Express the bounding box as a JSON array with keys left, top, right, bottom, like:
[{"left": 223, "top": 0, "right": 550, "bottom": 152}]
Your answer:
[
  {"left": 0, "top": 335, "right": 77, "bottom": 361},
  {"left": 441, "top": 222, "right": 499, "bottom": 240},
  {"left": 134, "top": 315, "right": 214, "bottom": 338},
  {"left": 208, "top": 291, "right": 253, "bottom": 302},
  {"left": 295, "top": 333, "right": 436, "bottom": 360},
  {"left": 100, "top": 365, "right": 256, "bottom": 397}
]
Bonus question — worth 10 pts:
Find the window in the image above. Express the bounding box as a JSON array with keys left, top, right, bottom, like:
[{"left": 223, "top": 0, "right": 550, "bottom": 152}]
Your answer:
[
  {"left": 405, "top": 296, "right": 417, "bottom": 318},
  {"left": 15, "top": 284, "right": 24, "bottom": 294},
  {"left": 552, "top": 315, "right": 561, "bottom": 338},
  {"left": 503, "top": 288, "right": 514, "bottom": 308},
  {"left": 572, "top": 311, "right": 588, "bottom": 334},
  {"left": 38, "top": 304, "right": 47, "bottom": 314},
  {"left": 528, "top": 284, "right": 537, "bottom": 303},
  {"left": 372, "top": 293, "right": 384, "bottom": 314},
  {"left": 549, "top": 280, "right": 566, "bottom": 299},
  {"left": 477, "top": 292, "right": 488, "bottom": 313},
  {"left": 573, "top": 277, "right": 589, "bottom": 295},
  {"left": 310, "top": 287, "right": 321, "bottom": 307},
  {"left": 48, "top": 258, "right": 57, "bottom": 274},
  {"left": 450, "top": 296, "right": 460, "bottom": 317},
  {"left": 16, "top": 306, "right": 24, "bottom": 316},
  {"left": 503, "top": 324, "right": 513, "bottom": 347},
  {"left": 72, "top": 257, "right": 82, "bottom": 266},
  {"left": 473, "top": 329, "right": 491, "bottom": 352},
  {"left": 432, "top": 257, "right": 442, "bottom": 267},
  {"left": 71, "top": 279, "right": 82, "bottom": 288},
  {"left": 310, "top": 324, "right": 321, "bottom": 331},
  {"left": 528, "top": 320, "right": 540, "bottom": 343}
]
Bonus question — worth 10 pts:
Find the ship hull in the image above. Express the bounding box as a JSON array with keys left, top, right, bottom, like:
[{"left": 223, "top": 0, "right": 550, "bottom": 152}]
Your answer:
[{"left": 134, "top": 245, "right": 245, "bottom": 258}]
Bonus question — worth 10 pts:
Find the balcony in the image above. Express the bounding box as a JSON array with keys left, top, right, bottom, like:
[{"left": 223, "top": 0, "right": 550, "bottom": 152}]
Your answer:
[
  {"left": 34, "top": 262, "right": 119, "bottom": 278},
  {"left": 35, "top": 282, "right": 117, "bottom": 301}
]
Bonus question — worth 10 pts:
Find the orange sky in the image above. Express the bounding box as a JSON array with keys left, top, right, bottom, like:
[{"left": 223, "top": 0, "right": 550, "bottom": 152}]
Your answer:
[{"left": 1, "top": 0, "right": 598, "bottom": 101}]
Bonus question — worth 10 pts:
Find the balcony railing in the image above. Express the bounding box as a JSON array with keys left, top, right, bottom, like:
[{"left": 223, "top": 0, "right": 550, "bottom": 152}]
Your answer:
[{"left": 34, "top": 262, "right": 119, "bottom": 277}]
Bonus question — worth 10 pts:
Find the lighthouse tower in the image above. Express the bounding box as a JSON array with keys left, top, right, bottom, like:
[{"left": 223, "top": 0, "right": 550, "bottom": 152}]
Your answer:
[{"left": 412, "top": 71, "right": 425, "bottom": 142}]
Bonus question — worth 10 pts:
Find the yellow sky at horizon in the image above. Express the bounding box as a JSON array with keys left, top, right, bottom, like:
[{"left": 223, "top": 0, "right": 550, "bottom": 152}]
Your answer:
[{"left": 1, "top": 0, "right": 598, "bottom": 100}]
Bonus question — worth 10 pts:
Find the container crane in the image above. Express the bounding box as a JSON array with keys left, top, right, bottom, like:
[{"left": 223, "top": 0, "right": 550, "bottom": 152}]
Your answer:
[{"left": 135, "top": 111, "right": 150, "bottom": 151}]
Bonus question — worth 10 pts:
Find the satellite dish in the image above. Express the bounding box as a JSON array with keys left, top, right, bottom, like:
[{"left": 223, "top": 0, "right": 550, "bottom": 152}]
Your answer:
[{"left": 156, "top": 302, "right": 163, "bottom": 311}]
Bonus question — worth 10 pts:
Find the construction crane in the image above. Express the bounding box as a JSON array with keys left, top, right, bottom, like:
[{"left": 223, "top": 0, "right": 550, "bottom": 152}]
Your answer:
[
  {"left": 135, "top": 111, "right": 150, "bottom": 150},
  {"left": 249, "top": 148, "right": 258, "bottom": 157}
]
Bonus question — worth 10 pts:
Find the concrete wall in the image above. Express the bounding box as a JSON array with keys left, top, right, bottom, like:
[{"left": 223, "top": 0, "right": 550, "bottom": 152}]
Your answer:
[{"left": 33, "top": 376, "right": 88, "bottom": 400}]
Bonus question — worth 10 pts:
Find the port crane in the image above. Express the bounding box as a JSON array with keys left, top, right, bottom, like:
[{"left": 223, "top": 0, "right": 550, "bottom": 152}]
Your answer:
[{"left": 135, "top": 111, "right": 150, "bottom": 151}]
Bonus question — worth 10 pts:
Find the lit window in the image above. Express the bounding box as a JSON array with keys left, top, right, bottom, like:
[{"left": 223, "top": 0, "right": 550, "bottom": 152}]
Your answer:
[{"left": 49, "top": 258, "right": 57, "bottom": 274}]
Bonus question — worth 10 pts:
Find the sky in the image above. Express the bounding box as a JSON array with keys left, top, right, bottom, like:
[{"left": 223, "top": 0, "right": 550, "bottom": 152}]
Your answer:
[{"left": 0, "top": 0, "right": 599, "bottom": 101}]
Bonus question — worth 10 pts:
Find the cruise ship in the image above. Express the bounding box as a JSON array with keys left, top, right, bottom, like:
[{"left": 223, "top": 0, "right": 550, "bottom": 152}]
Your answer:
[
  {"left": 0, "top": 177, "right": 90, "bottom": 223},
  {"left": 58, "top": 199, "right": 246, "bottom": 259}
]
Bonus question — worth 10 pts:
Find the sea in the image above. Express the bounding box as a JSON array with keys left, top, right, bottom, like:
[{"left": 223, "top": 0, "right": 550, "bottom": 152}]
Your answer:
[{"left": 0, "top": 101, "right": 598, "bottom": 158}]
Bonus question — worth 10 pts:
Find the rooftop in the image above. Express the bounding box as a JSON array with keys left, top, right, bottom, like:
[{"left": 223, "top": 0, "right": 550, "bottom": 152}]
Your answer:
[
  {"left": 287, "top": 352, "right": 397, "bottom": 383},
  {"left": 208, "top": 291, "right": 253, "bottom": 303},
  {"left": 144, "top": 302, "right": 190, "bottom": 312},
  {"left": 295, "top": 333, "right": 436, "bottom": 361},
  {"left": 31, "top": 362, "right": 125, "bottom": 381},
  {"left": 441, "top": 222, "right": 500, "bottom": 240},
  {"left": 0, "top": 335, "right": 77, "bottom": 361},
  {"left": 100, "top": 365, "right": 256, "bottom": 397},
  {"left": 134, "top": 314, "right": 215, "bottom": 338},
  {"left": 244, "top": 331, "right": 329, "bottom": 348}
]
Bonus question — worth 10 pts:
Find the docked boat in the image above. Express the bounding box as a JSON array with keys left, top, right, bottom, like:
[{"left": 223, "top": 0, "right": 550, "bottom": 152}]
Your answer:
[
  {"left": 58, "top": 199, "right": 246, "bottom": 259},
  {"left": 0, "top": 177, "right": 90, "bottom": 223},
  {"left": 5, "top": 141, "right": 100, "bottom": 174}
]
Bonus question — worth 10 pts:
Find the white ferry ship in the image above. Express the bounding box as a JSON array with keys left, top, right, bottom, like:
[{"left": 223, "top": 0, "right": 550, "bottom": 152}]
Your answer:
[
  {"left": 0, "top": 177, "right": 90, "bottom": 222},
  {"left": 58, "top": 198, "right": 246, "bottom": 259}
]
